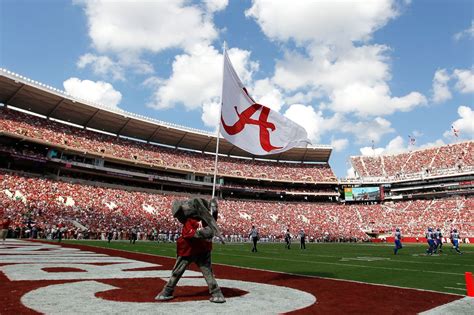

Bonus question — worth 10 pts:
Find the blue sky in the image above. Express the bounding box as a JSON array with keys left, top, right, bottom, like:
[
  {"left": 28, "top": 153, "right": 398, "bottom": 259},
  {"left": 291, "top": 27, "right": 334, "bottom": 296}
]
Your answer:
[{"left": 1, "top": 0, "right": 473, "bottom": 177}]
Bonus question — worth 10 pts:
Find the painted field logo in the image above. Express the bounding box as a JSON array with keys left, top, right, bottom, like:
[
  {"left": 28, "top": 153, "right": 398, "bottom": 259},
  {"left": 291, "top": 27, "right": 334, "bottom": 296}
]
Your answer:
[{"left": 0, "top": 240, "right": 316, "bottom": 314}]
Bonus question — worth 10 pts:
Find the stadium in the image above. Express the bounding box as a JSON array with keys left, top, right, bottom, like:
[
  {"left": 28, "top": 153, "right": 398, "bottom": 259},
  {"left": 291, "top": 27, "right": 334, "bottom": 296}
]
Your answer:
[
  {"left": 1, "top": 67, "right": 473, "bottom": 314},
  {"left": 2, "top": 2, "right": 474, "bottom": 315}
]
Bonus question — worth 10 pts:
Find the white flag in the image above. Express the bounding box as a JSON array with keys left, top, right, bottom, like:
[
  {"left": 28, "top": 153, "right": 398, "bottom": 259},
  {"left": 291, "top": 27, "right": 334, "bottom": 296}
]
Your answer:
[{"left": 220, "top": 51, "right": 310, "bottom": 155}]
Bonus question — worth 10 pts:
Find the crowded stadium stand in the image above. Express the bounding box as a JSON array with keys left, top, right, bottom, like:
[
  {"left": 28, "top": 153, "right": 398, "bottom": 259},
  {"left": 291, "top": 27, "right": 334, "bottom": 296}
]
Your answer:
[
  {"left": 0, "top": 69, "right": 473, "bottom": 242},
  {"left": 0, "top": 107, "right": 336, "bottom": 183},
  {"left": 350, "top": 141, "right": 473, "bottom": 180},
  {"left": 0, "top": 69, "right": 336, "bottom": 182},
  {"left": 1, "top": 171, "right": 472, "bottom": 241}
]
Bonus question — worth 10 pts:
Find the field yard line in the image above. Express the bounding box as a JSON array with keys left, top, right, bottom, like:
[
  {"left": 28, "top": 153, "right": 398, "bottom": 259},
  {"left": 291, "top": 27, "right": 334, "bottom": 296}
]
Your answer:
[
  {"left": 444, "top": 287, "right": 466, "bottom": 291},
  {"left": 219, "top": 247, "right": 340, "bottom": 258},
  {"left": 217, "top": 247, "right": 474, "bottom": 267},
  {"left": 58, "top": 241, "right": 465, "bottom": 297},
  {"left": 218, "top": 253, "right": 466, "bottom": 276}
]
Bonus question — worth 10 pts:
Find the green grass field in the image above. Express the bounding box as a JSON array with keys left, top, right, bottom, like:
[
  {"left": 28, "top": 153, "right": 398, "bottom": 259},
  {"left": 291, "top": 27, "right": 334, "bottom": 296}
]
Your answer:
[{"left": 65, "top": 240, "right": 473, "bottom": 295}]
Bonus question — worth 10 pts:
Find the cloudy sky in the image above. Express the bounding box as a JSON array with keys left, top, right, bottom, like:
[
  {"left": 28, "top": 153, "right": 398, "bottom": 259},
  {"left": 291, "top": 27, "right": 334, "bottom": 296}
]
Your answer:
[{"left": 1, "top": 0, "right": 473, "bottom": 177}]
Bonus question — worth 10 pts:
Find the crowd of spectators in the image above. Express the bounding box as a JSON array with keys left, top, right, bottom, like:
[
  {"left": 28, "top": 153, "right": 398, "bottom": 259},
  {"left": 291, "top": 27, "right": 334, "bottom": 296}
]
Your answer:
[
  {"left": 0, "top": 172, "right": 181, "bottom": 241},
  {"left": 0, "top": 108, "right": 336, "bottom": 182},
  {"left": 351, "top": 141, "right": 473, "bottom": 179},
  {"left": 1, "top": 172, "right": 471, "bottom": 242}
]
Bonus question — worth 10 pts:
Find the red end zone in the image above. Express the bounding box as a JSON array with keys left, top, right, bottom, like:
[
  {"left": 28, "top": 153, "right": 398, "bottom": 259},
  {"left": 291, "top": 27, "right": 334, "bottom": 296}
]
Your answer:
[{"left": 1, "top": 240, "right": 462, "bottom": 314}]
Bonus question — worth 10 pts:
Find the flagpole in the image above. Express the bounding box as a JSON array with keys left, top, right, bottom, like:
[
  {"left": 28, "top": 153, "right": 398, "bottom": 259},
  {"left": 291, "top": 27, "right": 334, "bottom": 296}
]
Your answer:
[{"left": 211, "top": 41, "right": 226, "bottom": 199}]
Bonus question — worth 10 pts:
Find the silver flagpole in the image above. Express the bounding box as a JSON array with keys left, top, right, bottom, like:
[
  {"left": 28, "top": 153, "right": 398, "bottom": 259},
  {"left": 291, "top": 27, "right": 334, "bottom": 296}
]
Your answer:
[{"left": 211, "top": 41, "right": 226, "bottom": 199}]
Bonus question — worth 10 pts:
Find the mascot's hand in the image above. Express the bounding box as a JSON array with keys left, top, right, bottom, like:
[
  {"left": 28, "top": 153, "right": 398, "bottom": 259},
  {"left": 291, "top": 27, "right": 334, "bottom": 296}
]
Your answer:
[{"left": 195, "top": 227, "right": 214, "bottom": 239}]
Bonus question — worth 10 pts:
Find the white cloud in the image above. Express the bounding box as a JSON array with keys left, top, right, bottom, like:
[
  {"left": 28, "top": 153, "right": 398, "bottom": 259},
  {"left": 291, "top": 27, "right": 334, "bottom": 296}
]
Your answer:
[
  {"left": 330, "top": 138, "right": 349, "bottom": 152},
  {"left": 201, "top": 101, "right": 221, "bottom": 130},
  {"left": 284, "top": 104, "right": 322, "bottom": 142},
  {"left": 285, "top": 90, "right": 324, "bottom": 105},
  {"left": 78, "top": 0, "right": 218, "bottom": 54},
  {"left": 142, "top": 76, "right": 163, "bottom": 88},
  {"left": 432, "top": 68, "right": 452, "bottom": 103},
  {"left": 453, "top": 20, "right": 474, "bottom": 41},
  {"left": 412, "top": 130, "right": 423, "bottom": 138},
  {"left": 274, "top": 45, "right": 427, "bottom": 116},
  {"left": 77, "top": 53, "right": 125, "bottom": 81},
  {"left": 204, "top": 0, "right": 228, "bottom": 13},
  {"left": 251, "top": 78, "right": 284, "bottom": 112},
  {"left": 328, "top": 81, "right": 426, "bottom": 116},
  {"left": 272, "top": 50, "right": 315, "bottom": 91},
  {"left": 245, "top": 0, "right": 398, "bottom": 45},
  {"left": 417, "top": 139, "right": 445, "bottom": 150},
  {"left": 384, "top": 136, "right": 407, "bottom": 154},
  {"left": 147, "top": 45, "right": 221, "bottom": 110},
  {"left": 248, "top": 1, "right": 426, "bottom": 117},
  {"left": 284, "top": 104, "right": 342, "bottom": 142},
  {"left": 284, "top": 103, "right": 395, "bottom": 145},
  {"left": 431, "top": 68, "right": 473, "bottom": 104},
  {"left": 453, "top": 69, "right": 474, "bottom": 94},
  {"left": 443, "top": 105, "right": 474, "bottom": 140},
  {"left": 360, "top": 146, "right": 384, "bottom": 156},
  {"left": 342, "top": 117, "right": 395, "bottom": 143},
  {"left": 77, "top": 0, "right": 222, "bottom": 83},
  {"left": 226, "top": 48, "right": 259, "bottom": 85},
  {"left": 147, "top": 45, "right": 258, "bottom": 111},
  {"left": 359, "top": 136, "right": 406, "bottom": 156},
  {"left": 63, "top": 78, "right": 122, "bottom": 109},
  {"left": 77, "top": 52, "right": 154, "bottom": 81},
  {"left": 116, "top": 52, "right": 154, "bottom": 75},
  {"left": 274, "top": 44, "right": 391, "bottom": 93},
  {"left": 346, "top": 167, "right": 357, "bottom": 178}
]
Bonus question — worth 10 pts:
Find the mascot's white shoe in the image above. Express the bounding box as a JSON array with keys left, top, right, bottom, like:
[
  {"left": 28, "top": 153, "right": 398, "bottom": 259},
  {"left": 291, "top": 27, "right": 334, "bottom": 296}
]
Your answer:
[
  {"left": 156, "top": 289, "right": 174, "bottom": 301},
  {"left": 156, "top": 294, "right": 174, "bottom": 301},
  {"left": 210, "top": 294, "right": 226, "bottom": 303}
]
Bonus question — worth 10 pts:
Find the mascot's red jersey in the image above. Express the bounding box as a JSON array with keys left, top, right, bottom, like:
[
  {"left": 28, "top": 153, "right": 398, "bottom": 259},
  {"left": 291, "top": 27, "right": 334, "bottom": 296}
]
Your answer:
[{"left": 177, "top": 218, "right": 212, "bottom": 257}]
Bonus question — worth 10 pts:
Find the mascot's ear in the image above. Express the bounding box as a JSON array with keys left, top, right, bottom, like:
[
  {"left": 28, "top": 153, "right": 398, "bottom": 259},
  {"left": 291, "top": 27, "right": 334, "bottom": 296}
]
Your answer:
[{"left": 192, "top": 198, "right": 210, "bottom": 214}]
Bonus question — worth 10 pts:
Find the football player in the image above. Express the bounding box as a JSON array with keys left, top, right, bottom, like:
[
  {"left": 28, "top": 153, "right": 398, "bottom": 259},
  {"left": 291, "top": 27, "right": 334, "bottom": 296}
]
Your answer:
[
  {"left": 425, "top": 227, "right": 435, "bottom": 255},
  {"left": 394, "top": 228, "right": 402, "bottom": 255},
  {"left": 450, "top": 229, "right": 462, "bottom": 255}
]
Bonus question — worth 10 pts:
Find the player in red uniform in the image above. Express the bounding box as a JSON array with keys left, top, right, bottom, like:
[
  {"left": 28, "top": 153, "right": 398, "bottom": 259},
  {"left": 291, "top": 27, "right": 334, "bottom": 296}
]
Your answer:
[{"left": 156, "top": 198, "right": 225, "bottom": 303}]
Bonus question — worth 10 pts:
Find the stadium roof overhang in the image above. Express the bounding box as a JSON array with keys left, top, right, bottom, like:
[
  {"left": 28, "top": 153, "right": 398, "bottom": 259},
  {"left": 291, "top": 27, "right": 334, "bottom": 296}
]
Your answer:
[{"left": 0, "top": 69, "right": 332, "bottom": 162}]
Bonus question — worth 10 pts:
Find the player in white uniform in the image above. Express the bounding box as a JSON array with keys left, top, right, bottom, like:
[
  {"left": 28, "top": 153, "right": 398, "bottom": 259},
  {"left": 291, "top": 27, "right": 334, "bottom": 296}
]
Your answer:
[{"left": 450, "top": 229, "right": 462, "bottom": 254}]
